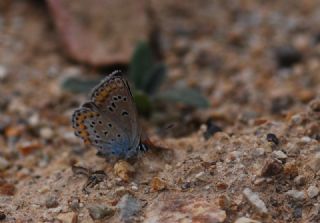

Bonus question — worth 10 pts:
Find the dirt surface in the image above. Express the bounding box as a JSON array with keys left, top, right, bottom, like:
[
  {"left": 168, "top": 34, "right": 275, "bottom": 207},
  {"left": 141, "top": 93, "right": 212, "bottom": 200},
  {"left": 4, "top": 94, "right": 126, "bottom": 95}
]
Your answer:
[{"left": 0, "top": 1, "right": 320, "bottom": 223}]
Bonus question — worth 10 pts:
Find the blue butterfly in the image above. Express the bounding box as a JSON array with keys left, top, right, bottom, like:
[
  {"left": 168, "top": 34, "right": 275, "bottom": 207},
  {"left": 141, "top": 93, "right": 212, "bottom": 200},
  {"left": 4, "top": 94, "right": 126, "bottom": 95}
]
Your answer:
[{"left": 72, "top": 71, "right": 148, "bottom": 159}]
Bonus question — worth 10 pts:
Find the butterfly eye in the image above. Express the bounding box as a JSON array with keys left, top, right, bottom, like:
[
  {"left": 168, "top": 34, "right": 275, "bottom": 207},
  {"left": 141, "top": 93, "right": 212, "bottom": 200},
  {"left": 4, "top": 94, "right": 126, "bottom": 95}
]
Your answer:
[
  {"left": 108, "top": 123, "right": 112, "bottom": 128},
  {"left": 111, "top": 102, "right": 116, "bottom": 108},
  {"left": 98, "top": 121, "right": 102, "bottom": 125},
  {"left": 117, "top": 134, "right": 121, "bottom": 137},
  {"left": 123, "top": 97, "right": 127, "bottom": 101},
  {"left": 108, "top": 107, "right": 114, "bottom": 112},
  {"left": 118, "top": 96, "right": 122, "bottom": 99}
]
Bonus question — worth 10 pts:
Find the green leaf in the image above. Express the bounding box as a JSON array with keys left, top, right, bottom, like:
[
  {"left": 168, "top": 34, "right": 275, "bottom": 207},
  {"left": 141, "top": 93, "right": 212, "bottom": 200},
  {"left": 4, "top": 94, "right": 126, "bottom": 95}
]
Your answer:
[
  {"left": 129, "top": 42, "right": 155, "bottom": 89},
  {"left": 61, "top": 77, "right": 100, "bottom": 94},
  {"left": 143, "top": 63, "right": 166, "bottom": 95},
  {"left": 157, "top": 88, "right": 210, "bottom": 108},
  {"left": 133, "top": 90, "right": 153, "bottom": 117}
]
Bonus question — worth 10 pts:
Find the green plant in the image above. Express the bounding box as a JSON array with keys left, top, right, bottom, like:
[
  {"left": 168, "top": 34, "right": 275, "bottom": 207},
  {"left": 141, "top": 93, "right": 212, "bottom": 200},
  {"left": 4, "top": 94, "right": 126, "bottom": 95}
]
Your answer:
[{"left": 129, "top": 41, "right": 209, "bottom": 116}]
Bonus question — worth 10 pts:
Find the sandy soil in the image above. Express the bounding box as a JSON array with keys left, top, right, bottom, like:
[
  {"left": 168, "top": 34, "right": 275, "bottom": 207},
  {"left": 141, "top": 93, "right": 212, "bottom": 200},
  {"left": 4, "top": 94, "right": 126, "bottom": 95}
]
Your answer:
[{"left": 0, "top": 1, "right": 320, "bottom": 223}]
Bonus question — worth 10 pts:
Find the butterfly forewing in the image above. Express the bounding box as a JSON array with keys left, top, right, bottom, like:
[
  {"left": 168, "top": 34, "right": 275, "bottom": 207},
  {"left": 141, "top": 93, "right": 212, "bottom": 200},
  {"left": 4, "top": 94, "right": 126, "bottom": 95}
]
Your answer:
[{"left": 72, "top": 71, "right": 142, "bottom": 158}]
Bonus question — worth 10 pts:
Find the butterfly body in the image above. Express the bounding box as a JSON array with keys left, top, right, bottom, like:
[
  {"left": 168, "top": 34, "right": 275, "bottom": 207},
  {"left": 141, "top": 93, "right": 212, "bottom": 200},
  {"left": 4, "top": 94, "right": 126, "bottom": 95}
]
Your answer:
[{"left": 72, "top": 71, "right": 148, "bottom": 159}]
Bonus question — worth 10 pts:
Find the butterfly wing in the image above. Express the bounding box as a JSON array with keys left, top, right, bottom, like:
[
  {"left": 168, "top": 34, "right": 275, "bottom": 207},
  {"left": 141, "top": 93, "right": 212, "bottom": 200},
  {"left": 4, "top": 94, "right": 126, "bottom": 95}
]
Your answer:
[{"left": 72, "top": 71, "right": 142, "bottom": 158}]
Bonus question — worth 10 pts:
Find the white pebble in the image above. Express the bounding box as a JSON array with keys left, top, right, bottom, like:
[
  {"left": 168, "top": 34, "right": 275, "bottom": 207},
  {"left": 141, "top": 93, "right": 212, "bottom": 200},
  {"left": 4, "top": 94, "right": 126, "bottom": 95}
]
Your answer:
[
  {"left": 0, "top": 156, "right": 9, "bottom": 170},
  {"left": 0, "top": 65, "right": 8, "bottom": 80},
  {"left": 243, "top": 188, "right": 268, "bottom": 214},
  {"left": 307, "top": 185, "right": 319, "bottom": 198},
  {"left": 272, "top": 150, "right": 287, "bottom": 160},
  {"left": 286, "top": 189, "right": 305, "bottom": 201}
]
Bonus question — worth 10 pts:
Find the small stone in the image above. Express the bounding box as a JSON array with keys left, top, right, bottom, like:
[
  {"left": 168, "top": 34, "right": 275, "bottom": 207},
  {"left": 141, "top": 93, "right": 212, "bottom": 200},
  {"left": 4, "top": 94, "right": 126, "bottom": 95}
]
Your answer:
[
  {"left": 87, "top": 204, "right": 115, "bottom": 220},
  {"left": 118, "top": 194, "right": 141, "bottom": 222},
  {"left": 253, "top": 148, "right": 265, "bottom": 157},
  {"left": 38, "top": 186, "right": 50, "bottom": 194},
  {"left": 272, "top": 150, "right": 287, "bottom": 160},
  {"left": 261, "top": 159, "right": 283, "bottom": 177},
  {"left": 266, "top": 133, "right": 279, "bottom": 145},
  {"left": 28, "top": 113, "right": 40, "bottom": 127},
  {"left": 300, "top": 136, "right": 312, "bottom": 143},
  {"left": 0, "top": 183, "right": 16, "bottom": 196},
  {"left": 275, "top": 45, "right": 302, "bottom": 68},
  {"left": 271, "top": 95, "right": 294, "bottom": 114},
  {"left": 0, "top": 156, "right": 9, "bottom": 171},
  {"left": 308, "top": 152, "right": 320, "bottom": 172},
  {"left": 217, "top": 195, "right": 230, "bottom": 210},
  {"left": 294, "top": 175, "right": 306, "bottom": 186},
  {"left": 234, "top": 217, "right": 261, "bottom": 223},
  {"left": 309, "top": 99, "right": 320, "bottom": 112},
  {"left": 290, "top": 114, "right": 302, "bottom": 125},
  {"left": 203, "top": 119, "right": 222, "bottom": 140},
  {"left": 114, "top": 160, "right": 135, "bottom": 182},
  {"left": 40, "top": 127, "right": 54, "bottom": 140},
  {"left": 243, "top": 188, "right": 268, "bottom": 214},
  {"left": 0, "top": 65, "right": 7, "bottom": 81},
  {"left": 307, "top": 185, "right": 319, "bottom": 198},
  {"left": 151, "top": 177, "right": 167, "bottom": 191},
  {"left": 130, "top": 183, "right": 138, "bottom": 191},
  {"left": 45, "top": 196, "right": 59, "bottom": 208},
  {"left": 70, "top": 198, "right": 80, "bottom": 210},
  {"left": 0, "top": 211, "right": 6, "bottom": 220},
  {"left": 18, "top": 141, "right": 42, "bottom": 156},
  {"left": 56, "top": 212, "right": 77, "bottom": 223},
  {"left": 283, "top": 161, "right": 299, "bottom": 178},
  {"left": 286, "top": 189, "right": 305, "bottom": 201}
]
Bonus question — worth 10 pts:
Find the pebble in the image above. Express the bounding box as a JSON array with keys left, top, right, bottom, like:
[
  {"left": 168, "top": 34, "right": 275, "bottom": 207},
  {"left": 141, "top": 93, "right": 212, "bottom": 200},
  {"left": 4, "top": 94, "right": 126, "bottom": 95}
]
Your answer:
[
  {"left": 0, "top": 65, "right": 7, "bottom": 81},
  {"left": 243, "top": 188, "right": 268, "bottom": 214},
  {"left": 260, "top": 159, "right": 283, "bottom": 177},
  {"left": 87, "top": 204, "right": 115, "bottom": 220},
  {"left": 307, "top": 185, "right": 319, "bottom": 198},
  {"left": 0, "top": 156, "right": 9, "bottom": 171},
  {"left": 283, "top": 161, "right": 299, "bottom": 178},
  {"left": 253, "top": 147, "right": 265, "bottom": 157},
  {"left": 38, "top": 185, "right": 50, "bottom": 194},
  {"left": 308, "top": 152, "right": 320, "bottom": 172},
  {"left": 293, "top": 175, "right": 306, "bottom": 186},
  {"left": 130, "top": 182, "right": 138, "bottom": 191},
  {"left": 114, "top": 160, "right": 135, "bottom": 182},
  {"left": 151, "top": 177, "right": 167, "bottom": 191},
  {"left": 0, "top": 211, "right": 6, "bottom": 220},
  {"left": 28, "top": 113, "right": 40, "bottom": 127},
  {"left": 56, "top": 212, "right": 77, "bottom": 223},
  {"left": 118, "top": 194, "right": 141, "bottom": 222},
  {"left": 300, "top": 136, "right": 312, "bottom": 143},
  {"left": 266, "top": 133, "right": 279, "bottom": 145},
  {"left": 40, "top": 127, "right": 54, "bottom": 140},
  {"left": 275, "top": 45, "right": 302, "bottom": 68},
  {"left": 272, "top": 150, "right": 287, "bottom": 161},
  {"left": 290, "top": 114, "right": 302, "bottom": 125},
  {"left": 45, "top": 196, "right": 59, "bottom": 208},
  {"left": 234, "top": 217, "right": 261, "bottom": 223},
  {"left": 69, "top": 198, "right": 80, "bottom": 210},
  {"left": 286, "top": 189, "right": 305, "bottom": 201}
]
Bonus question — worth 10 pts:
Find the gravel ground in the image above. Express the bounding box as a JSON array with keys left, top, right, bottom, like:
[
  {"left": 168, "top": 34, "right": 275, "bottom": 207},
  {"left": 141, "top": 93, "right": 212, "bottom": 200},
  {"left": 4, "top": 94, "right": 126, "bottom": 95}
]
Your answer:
[{"left": 0, "top": 1, "right": 320, "bottom": 222}]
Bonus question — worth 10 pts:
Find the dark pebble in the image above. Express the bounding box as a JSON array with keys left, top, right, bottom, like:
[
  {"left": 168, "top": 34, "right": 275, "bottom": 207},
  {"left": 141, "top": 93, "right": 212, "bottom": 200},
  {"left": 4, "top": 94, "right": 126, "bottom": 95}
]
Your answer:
[
  {"left": 275, "top": 45, "right": 302, "bottom": 68},
  {"left": 266, "top": 133, "right": 279, "bottom": 145},
  {"left": 203, "top": 119, "right": 222, "bottom": 140},
  {"left": 45, "top": 196, "right": 59, "bottom": 208},
  {"left": 271, "top": 96, "right": 294, "bottom": 114},
  {"left": 261, "top": 158, "right": 283, "bottom": 177},
  {"left": 0, "top": 212, "right": 6, "bottom": 220}
]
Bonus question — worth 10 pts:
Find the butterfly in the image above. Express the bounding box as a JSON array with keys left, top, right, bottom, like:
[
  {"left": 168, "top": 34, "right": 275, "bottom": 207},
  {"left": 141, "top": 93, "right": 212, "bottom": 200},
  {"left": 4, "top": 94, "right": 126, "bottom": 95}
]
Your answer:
[{"left": 71, "top": 70, "right": 149, "bottom": 159}]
